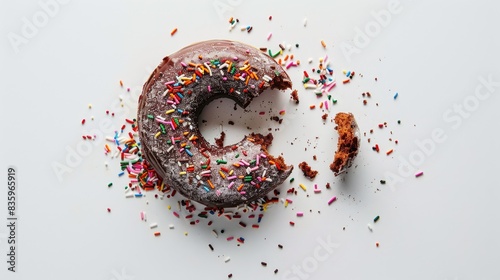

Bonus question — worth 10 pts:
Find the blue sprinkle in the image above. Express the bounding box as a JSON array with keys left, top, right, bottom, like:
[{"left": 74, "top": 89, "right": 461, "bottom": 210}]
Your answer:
[
  {"left": 346, "top": 71, "right": 351, "bottom": 77},
  {"left": 177, "top": 109, "right": 184, "bottom": 113},
  {"left": 203, "top": 186, "right": 210, "bottom": 192},
  {"left": 176, "top": 92, "right": 184, "bottom": 99},
  {"left": 118, "top": 171, "right": 125, "bottom": 177},
  {"left": 185, "top": 149, "right": 193, "bottom": 157},
  {"left": 134, "top": 193, "right": 143, "bottom": 197},
  {"left": 394, "top": 92, "right": 399, "bottom": 99}
]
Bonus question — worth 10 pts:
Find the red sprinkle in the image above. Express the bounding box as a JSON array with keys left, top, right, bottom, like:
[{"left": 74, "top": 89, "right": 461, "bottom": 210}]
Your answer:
[{"left": 81, "top": 119, "right": 86, "bottom": 125}]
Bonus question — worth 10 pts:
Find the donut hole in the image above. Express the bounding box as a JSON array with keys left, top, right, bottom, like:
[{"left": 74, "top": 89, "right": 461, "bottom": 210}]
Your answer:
[{"left": 198, "top": 94, "right": 278, "bottom": 147}]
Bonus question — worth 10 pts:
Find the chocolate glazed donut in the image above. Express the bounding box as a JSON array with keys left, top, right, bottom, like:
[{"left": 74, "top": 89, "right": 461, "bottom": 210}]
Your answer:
[{"left": 137, "top": 40, "right": 293, "bottom": 208}]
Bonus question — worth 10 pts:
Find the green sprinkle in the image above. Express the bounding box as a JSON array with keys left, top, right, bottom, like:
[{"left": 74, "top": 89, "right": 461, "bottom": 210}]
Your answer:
[
  {"left": 201, "top": 165, "right": 208, "bottom": 169},
  {"left": 167, "top": 140, "right": 172, "bottom": 144},
  {"left": 250, "top": 160, "right": 256, "bottom": 165},
  {"left": 289, "top": 178, "right": 295, "bottom": 183},
  {"left": 302, "top": 77, "right": 310, "bottom": 83},
  {"left": 244, "top": 176, "right": 253, "bottom": 182},
  {"left": 332, "top": 99, "right": 337, "bottom": 104},
  {"left": 374, "top": 216, "right": 380, "bottom": 223},
  {"left": 327, "top": 95, "right": 332, "bottom": 100},
  {"left": 235, "top": 153, "right": 240, "bottom": 158},
  {"left": 159, "top": 123, "right": 166, "bottom": 133},
  {"left": 174, "top": 118, "right": 180, "bottom": 126},
  {"left": 397, "top": 120, "right": 401, "bottom": 124},
  {"left": 108, "top": 183, "right": 113, "bottom": 187},
  {"left": 216, "top": 159, "right": 227, "bottom": 164},
  {"left": 147, "top": 115, "right": 154, "bottom": 119}
]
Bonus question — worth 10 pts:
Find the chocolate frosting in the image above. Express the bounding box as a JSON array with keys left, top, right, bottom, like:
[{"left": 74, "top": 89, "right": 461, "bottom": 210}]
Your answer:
[{"left": 137, "top": 40, "right": 293, "bottom": 208}]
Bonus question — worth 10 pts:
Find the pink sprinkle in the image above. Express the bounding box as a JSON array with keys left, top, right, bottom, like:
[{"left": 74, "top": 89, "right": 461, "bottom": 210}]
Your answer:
[
  {"left": 140, "top": 211, "right": 145, "bottom": 220},
  {"left": 227, "top": 236, "right": 234, "bottom": 241},
  {"left": 326, "top": 82, "right": 336, "bottom": 92},
  {"left": 296, "top": 212, "right": 304, "bottom": 217},
  {"left": 165, "top": 80, "right": 175, "bottom": 86},
  {"left": 267, "top": 32, "right": 272, "bottom": 40},
  {"left": 324, "top": 100, "right": 329, "bottom": 110},
  {"left": 256, "top": 155, "right": 260, "bottom": 165},
  {"left": 250, "top": 166, "right": 259, "bottom": 172},
  {"left": 285, "top": 198, "right": 293, "bottom": 203},
  {"left": 181, "top": 62, "right": 187, "bottom": 67},
  {"left": 240, "top": 191, "right": 246, "bottom": 195},
  {"left": 227, "top": 176, "right": 237, "bottom": 180},
  {"left": 228, "top": 182, "right": 235, "bottom": 189},
  {"left": 169, "top": 121, "right": 176, "bottom": 130},
  {"left": 314, "top": 184, "right": 318, "bottom": 189},
  {"left": 207, "top": 85, "right": 211, "bottom": 92},
  {"left": 260, "top": 153, "right": 267, "bottom": 158},
  {"left": 233, "top": 56, "right": 238, "bottom": 61},
  {"left": 415, "top": 171, "right": 424, "bottom": 177},
  {"left": 285, "top": 61, "right": 296, "bottom": 69},
  {"left": 328, "top": 196, "right": 337, "bottom": 205},
  {"left": 314, "top": 189, "right": 322, "bottom": 193}
]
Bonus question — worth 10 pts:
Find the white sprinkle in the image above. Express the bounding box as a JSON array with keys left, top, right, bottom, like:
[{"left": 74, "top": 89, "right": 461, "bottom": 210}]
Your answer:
[
  {"left": 308, "top": 57, "right": 313, "bottom": 63},
  {"left": 169, "top": 224, "right": 175, "bottom": 229},
  {"left": 303, "top": 18, "right": 307, "bottom": 27},
  {"left": 367, "top": 223, "right": 373, "bottom": 232},
  {"left": 150, "top": 223, "right": 158, "bottom": 229},
  {"left": 287, "top": 44, "right": 292, "bottom": 51},
  {"left": 212, "top": 230, "right": 218, "bottom": 238},
  {"left": 125, "top": 193, "right": 134, "bottom": 198},
  {"left": 224, "top": 256, "right": 231, "bottom": 263}
]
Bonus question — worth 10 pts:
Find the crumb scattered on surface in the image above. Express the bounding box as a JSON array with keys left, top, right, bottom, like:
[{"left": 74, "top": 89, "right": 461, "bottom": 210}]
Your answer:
[
  {"left": 290, "top": 89, "right": 299, "bottom": 103},
  {"left": 298, "top": 161, "right": 318, "bottom": 179},
  {"left": 215, "top": 131, "right": 226, "bottom": 148}
]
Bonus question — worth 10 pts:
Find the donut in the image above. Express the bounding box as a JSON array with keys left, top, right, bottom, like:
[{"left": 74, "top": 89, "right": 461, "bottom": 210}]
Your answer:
[
  {"left": 137, "top": 40, "right": 294, "bottom": 208},
  {"left": 330, "top": 112, "right": 360, "bottom": 175}
]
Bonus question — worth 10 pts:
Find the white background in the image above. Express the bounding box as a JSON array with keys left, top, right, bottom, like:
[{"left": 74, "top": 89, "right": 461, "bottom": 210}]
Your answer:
[{"left": 1, "top": 0, "right": 500, "bottom": 280}]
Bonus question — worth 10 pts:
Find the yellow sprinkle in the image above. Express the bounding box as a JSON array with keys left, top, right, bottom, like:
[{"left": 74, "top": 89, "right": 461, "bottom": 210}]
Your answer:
[
  {"left": 299, "top": 184, "right": 307, "bottom": 191},
  {"left": 284, "top": 200, "right": 289, "bottom": 207},
  {"left": 167, "top": 205, "right": 171, "bottom": 210},
  {"left": 229, "top": 170, "right": 234, "bottom": 176},
  {"left": 179, "top": 171, "right": 187, "bottom": 175},
  {"left": 88, "top": 104, "right": 92, "bottom": 109},
  {"left": 154, "top": 131, "right": 161, "bottom": 138},
  {"left": 166, "top": 109, "right": 175, "bottom": 114},
  {"left": 184, "top": 232, "right": 188, "bottom": 236},
  {"left": 239, "top": 64, "right": 251, "bottom": 71},
  {"left": 219, "top": 171, "right": 226, "bottom": 179}
]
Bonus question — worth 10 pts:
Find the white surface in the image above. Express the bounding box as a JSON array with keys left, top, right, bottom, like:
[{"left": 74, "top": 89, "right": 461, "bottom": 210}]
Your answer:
[{"left": 1, "top": 0, "right": 500, "bottom": 279}]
